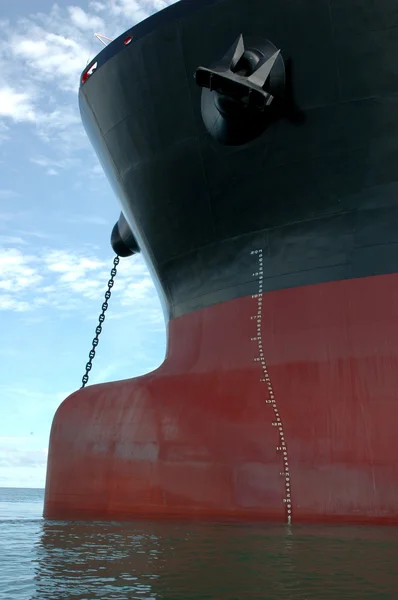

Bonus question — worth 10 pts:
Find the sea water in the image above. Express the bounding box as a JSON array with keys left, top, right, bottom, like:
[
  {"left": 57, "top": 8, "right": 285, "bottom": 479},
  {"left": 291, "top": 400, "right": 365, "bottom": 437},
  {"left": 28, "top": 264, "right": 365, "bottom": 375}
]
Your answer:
[{"left": 1, "top": 487, "right": 398, "bottom": 599}]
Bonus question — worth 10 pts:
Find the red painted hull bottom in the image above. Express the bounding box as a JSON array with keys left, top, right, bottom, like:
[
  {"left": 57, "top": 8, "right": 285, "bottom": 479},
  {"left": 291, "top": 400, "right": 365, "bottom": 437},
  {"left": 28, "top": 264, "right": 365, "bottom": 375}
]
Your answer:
[{"left": 44, "top": 274, "right": 398, "bottom": 523}]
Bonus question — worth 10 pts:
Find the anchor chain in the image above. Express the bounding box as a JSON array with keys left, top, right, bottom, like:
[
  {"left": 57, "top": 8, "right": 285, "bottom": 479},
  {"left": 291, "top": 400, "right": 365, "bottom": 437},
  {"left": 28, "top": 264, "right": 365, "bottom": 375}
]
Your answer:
[{"left": 80, "top": 255, "right": 120, "bottom": 389}]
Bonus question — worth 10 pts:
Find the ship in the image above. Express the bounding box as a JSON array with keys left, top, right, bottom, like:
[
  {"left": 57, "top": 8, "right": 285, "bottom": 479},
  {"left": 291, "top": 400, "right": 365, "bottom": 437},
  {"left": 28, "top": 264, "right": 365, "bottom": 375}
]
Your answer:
[{"left": 44, "top": 0, "right": 398, "bottom": 524}]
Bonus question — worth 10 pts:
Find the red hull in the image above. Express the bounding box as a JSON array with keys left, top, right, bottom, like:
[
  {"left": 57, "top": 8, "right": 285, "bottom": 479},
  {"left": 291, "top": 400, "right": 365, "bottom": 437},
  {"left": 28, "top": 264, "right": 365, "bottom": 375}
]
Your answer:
[{"left": 44, "top": 272, "right": 398, "bottom": 523}]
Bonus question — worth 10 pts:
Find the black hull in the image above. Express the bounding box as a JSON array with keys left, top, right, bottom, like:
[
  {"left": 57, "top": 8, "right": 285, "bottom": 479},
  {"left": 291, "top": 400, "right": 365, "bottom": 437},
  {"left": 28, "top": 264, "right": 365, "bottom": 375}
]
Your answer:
[{"left": 79, "top": 0, "right": 398, "bottom": 318}]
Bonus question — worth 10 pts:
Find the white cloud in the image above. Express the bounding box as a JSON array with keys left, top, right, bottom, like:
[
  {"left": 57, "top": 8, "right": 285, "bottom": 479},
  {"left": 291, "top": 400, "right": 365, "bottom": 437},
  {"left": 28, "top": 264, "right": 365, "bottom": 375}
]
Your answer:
[
  {"left": 0, "top": 466, "right": 46, "bottom": 487},
  {"left": 0, "top": 248, "right": 42, "bottom": 293},
  {"left": 7, "top": 19, "right": 91, "bottom": 94},
  {"left": 0, "top": 447, "right": 47, "bottom": 469},
  {"left": 0, "top": 295, "right": 31, "bottom": 312},
  {"left": 0, "top": 432, "right": 50, "bottom": 485},
  {"left": 121, "top": 276, "right": 154, "bottom": 304},
  {"left": 106, "top": 0, "right": 173, "bottom": 21},
  {"left": 1, "top": 0, "right": 178, "bottom": 100},
  {"left": 89, "top": 2, "right": 107, "bottom": 13},
  {"left": 0, "top": 244, "right": 162, "bottom": 324},
  {"left": 12, "top": 33, "right": 81, "bottom": 81},
  {"left": 34, "top": 108, "right": 83, "bottom": 144},
  {"left": 68, "top": 6, "right": 105, "bottom": 31},
  {"left": 45, "top": 250, "right": 106, "bottom": 276},
  {"left": 0, "top": 86, "right": 36, "bottom": 122},
  {"left": 0, "top": 0, "right": 177, "bottom": 181}
]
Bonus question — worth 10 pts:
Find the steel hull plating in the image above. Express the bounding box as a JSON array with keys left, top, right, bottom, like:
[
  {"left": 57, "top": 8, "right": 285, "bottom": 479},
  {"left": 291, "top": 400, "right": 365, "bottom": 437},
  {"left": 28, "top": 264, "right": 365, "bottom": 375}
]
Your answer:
[
  {"left": 45, "top": 274, "right": 398, "bottom": 522},
  {"left": 45, "top": 0, "right": 398, "bottom": 522}
]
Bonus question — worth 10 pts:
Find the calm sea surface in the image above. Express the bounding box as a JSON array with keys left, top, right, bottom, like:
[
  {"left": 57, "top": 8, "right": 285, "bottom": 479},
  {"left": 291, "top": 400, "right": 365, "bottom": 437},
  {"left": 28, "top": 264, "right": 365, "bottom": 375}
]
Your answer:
[{"left": 1, "top": 487, "right": 398, "bottom": 599}]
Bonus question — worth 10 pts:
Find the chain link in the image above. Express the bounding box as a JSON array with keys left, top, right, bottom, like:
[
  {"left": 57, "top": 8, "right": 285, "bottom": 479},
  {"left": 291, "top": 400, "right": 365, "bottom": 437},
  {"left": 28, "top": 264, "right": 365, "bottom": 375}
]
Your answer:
[{"left": 80, "top": 255, "right": 120, "bottom": 389}]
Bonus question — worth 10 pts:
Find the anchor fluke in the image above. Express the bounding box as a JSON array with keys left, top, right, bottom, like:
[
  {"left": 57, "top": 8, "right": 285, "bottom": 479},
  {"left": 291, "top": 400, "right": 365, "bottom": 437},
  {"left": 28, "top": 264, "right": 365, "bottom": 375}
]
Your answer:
[
  {"left": 247, "top": 49, "right": 281, "bottom": 88},
  {"left": 223, "top": 33, "right": 245, "bottom": 71}
]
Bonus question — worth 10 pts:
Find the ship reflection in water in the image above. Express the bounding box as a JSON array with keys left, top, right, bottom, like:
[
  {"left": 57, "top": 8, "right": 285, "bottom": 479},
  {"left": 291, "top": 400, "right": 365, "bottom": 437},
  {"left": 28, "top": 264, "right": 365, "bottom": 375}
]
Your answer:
[{"left": 32, "top": 521, "right": 398, "bottom": 599}]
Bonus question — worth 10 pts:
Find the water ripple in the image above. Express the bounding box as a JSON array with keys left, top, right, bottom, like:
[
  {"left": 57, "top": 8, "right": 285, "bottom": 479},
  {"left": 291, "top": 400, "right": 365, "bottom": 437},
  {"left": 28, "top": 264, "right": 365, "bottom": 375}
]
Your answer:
[{"left": 1, "top": 489, "right": 398, "bottom": 599}]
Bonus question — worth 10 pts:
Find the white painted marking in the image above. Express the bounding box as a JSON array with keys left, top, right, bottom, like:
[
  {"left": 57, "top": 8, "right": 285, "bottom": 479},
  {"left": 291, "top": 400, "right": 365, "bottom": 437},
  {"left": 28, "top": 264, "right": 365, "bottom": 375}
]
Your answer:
[{"left": 250, "top": 247, "right": 293, "bottom": 525}]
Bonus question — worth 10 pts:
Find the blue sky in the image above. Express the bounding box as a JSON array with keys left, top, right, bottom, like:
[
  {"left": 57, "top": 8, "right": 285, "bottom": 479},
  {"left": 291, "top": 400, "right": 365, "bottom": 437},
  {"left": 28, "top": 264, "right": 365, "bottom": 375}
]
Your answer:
[{"left": 0, "top": 0, "right": 177, "bottom": 488}]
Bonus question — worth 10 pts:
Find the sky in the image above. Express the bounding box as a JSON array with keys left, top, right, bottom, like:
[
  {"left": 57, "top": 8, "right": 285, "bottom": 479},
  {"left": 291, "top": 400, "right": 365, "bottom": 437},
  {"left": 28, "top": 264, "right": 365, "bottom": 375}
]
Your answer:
[{"left": 0, "top": 0, "right": 177, "bottom": 488}]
